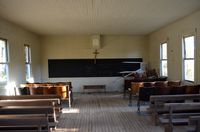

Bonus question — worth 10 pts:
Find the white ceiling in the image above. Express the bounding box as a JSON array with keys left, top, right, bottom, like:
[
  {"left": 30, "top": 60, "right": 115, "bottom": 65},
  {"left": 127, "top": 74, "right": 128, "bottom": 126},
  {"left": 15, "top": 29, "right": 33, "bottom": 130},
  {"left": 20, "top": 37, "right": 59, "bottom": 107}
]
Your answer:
[{"left": 0, "top": 0, "right": 200, "bottom": 36}]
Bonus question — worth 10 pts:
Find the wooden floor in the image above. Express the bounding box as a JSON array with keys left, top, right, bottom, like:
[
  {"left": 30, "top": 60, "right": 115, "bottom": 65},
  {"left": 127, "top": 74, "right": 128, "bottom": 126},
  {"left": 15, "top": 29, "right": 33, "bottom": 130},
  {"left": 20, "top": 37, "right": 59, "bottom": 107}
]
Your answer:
[{"left": 55, "top": 93, "right": 185, "bottom": 132}]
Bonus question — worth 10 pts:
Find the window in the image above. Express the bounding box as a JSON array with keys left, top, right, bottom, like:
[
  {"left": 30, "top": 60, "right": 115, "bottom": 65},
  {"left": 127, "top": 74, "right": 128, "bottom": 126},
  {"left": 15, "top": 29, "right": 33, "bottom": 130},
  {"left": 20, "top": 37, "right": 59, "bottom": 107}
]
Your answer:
[
  {"left": 0, "top": 39, "right": 9, "bottom": 83},
  {"left": 160, "top": 42, "right": 167, "bottom": 76},
  {"left": 183, "top": 36, "right": 195, "bottom": 82},
  {"left": 24, "top": 44, "right": 32, "bottom": 81}
]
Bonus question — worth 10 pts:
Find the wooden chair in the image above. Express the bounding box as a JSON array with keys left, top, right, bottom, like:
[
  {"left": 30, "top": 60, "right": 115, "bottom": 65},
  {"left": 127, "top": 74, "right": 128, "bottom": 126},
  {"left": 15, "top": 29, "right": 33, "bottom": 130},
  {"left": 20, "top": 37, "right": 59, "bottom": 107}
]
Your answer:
[
  {"left": 185, "top": 85, "right": 200, "bottom": 94},
  {"left": 128, "top": 82, "right": 143, "bottom": 106},
  {"left": 131, "top": 82, "right": 144, "bottom": 96},
  {"left": 137, "top": 87, "right": 156, "bottom": 112},
  {"left": 167, "top": 80, "right": 181, "bottom": 87},
  {"left": 154, "top": 81, "right": 169, "bottom": 95}
]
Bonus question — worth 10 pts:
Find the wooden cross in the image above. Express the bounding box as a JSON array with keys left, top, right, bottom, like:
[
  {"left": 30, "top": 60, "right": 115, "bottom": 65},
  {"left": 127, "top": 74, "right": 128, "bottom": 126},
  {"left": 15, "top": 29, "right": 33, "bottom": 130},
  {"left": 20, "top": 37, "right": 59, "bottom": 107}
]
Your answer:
[{"left": 93, "top": 49, "right": 99, "bottom": 64}]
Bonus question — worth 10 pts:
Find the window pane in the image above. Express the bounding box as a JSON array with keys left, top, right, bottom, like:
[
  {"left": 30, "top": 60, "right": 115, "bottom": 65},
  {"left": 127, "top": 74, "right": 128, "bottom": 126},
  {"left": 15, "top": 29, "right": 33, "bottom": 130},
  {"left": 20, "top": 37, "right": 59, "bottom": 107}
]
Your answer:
[
  {"left": 184, "top": 36, "right": 194, "bottom": 58},
  {"left": 184, "top": 60, "right": 194, "bottom": 81},
  {"left": 161, "top": 60, "right": 167, "bottom": 76},
  {"left": 0, "top": 40, "right": 7, "bottom": 63},
  {"left": 25, "top": 64, "right": 31, "bottom": 80},
  {"left": 161, "top": 43, "right": 167, "bottom": 59},
  {"left": 24, "top": 45, "right": 31, "bottom": 82},
  {"left": 24, "top": 45, "right": 29, "bottom": 63},
  {"left": 0, "top": 64, "right": 7, "bottom": 82}
]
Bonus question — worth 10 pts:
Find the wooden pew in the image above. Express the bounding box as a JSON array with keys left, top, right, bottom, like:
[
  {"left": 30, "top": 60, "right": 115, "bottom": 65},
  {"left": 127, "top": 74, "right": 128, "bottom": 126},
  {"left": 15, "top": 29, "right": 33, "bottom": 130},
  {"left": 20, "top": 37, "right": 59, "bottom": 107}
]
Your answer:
[
  {"left": 0, "top": 100, "right": 61, "bottom": 117},
  {"left": 128, "top": 82, "right": 143, "bottom": 106},
  {"left": 20, "top": 82, "right": 72, "bottom": 107},
  {"left": 0, "top": 114, "right": 49, "bottom": 132},
  {"left": 0, "top": 94, "right": 61, "bottom": 100},
  {"left": 158, "top": 102, "right": 200, "bottom": 132},
  {"left": 0, "top": 100, "right": 54, "bottom": 106},
  {"left": 0, "top": 95, "right": 62, "bottom": 131},
  {"left": 0, "top": 106, "right": 57, "bottom": 127},
  {"left": 0, "top": 95, "right": 61, "bottom": 105},
  {"left": 149, "top": 94, "right": 200, "bottom": 125},
  {"left": 0, "top": 95, "right": 61, "bottom": 114}
]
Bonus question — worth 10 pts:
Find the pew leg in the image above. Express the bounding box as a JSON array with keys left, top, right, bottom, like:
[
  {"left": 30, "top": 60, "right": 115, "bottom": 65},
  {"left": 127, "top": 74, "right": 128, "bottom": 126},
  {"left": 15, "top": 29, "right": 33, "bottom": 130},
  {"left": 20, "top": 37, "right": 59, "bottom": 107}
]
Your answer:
[
  {"left": 128, "top": 92, "right": 132, "bottom": 106},
  {"left": 123, "top": 88, "right": 126, "bottom": 98},
  {"left": 196, "top": 120, "right": 200, "bottom": 132},
  {"left": 137, "top": 100, "right": 140, "bottom": 113},
  {"left": 164, "top": 124, "right": 173, "bottom": 132},
  {"left": 68, "top": 91, "right": 71, "bottom": 108},
  {"left": 152, "top": 113, "right": 159, "bottom": 125},
  {"left": 70, "top": 91, "right": 73, "bottom": 104}
]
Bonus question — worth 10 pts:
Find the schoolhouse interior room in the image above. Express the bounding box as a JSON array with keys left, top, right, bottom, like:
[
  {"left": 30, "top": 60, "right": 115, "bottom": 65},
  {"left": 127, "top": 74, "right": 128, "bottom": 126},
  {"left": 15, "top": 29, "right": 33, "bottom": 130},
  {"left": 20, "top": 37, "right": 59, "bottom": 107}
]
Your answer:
[{"left": 0, "top": 0, "right": 200, "bottom": 132}]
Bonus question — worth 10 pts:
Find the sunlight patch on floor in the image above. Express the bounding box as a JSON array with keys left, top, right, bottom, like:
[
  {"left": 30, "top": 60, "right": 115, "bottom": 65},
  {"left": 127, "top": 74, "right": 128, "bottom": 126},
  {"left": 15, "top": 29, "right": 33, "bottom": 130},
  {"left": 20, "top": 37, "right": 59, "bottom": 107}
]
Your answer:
[
  {"left": 53, "top": 128, "right": 79, "bottom": 132},
  {"left": 62, "top": 108, "right": 80, "bottom": 114}
]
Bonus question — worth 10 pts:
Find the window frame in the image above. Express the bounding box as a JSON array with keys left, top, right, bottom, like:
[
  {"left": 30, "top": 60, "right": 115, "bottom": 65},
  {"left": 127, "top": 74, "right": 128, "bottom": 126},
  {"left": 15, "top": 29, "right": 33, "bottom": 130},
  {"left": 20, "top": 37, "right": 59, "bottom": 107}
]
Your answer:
[
  {"left": 0, "top": 38, "right": 9, "bottom": 83},
  {"left": 160, "top": 42, "right": 168, "bottom": 77},
  {"left": 24, "top": 44, "right": 32, "bottom": 81},
  {"left": 182, "top": 35, "right": 195, "bottom": 82}
]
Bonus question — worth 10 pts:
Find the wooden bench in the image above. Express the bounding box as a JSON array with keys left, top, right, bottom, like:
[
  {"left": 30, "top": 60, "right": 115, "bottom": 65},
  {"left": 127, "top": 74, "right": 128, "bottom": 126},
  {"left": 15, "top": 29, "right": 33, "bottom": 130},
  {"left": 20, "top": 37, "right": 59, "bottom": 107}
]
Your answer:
[
  {"left": 0, "top": 106, "right": 58, "bottom": 127},
  {"left": 0, "top": 114, "right": 49, "bottom": 132},
  {"left": 0, "top": 95, "right": 62, "bottom": 130},
  {"left": 20, "top": 82, "right": 73, "bottom": 107},
  {"left": 0, "top": 95, "right": 62, "bottom": 114},
  {"left": 149, "top": 94, "right": 200, "bottom": 125},
  {"left": 0, "top": 100, "right": 54, "bottom": 106},
  {"left": 0, "top": 95, "right": 61, "bottom": 104},
  {"left": 83, "top": 85, "right": 106, "bottom": 93},
  {"left": 0, "top": 100, "right": 61, "bottom": 117},
  {"left": 158, "top": 102, "right": 200, "bottom": 132}
]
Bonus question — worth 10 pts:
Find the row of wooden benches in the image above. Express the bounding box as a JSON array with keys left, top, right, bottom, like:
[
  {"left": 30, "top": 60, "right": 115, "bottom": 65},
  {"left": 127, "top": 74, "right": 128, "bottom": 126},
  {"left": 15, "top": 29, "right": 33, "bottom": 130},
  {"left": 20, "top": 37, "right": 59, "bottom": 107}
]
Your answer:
[
  {"left": 129, "top": 82, "right": 200, "bottom": 112},
  {"left": 0, "top": 95, "right": 62, "bottom": 132},
  {"left": 149, "top": 94, "right": 200, "bottom": 132},
  {"left": 19, "top": 82, "right": 73, "bottom": 107}
]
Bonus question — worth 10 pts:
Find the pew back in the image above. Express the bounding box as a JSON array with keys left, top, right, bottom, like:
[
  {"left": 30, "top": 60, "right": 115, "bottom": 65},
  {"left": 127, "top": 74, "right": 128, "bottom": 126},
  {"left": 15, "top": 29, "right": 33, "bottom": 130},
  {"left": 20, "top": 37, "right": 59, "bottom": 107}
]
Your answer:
[{"left": 0, "top": 115, "right": 49, "bottom": 132}]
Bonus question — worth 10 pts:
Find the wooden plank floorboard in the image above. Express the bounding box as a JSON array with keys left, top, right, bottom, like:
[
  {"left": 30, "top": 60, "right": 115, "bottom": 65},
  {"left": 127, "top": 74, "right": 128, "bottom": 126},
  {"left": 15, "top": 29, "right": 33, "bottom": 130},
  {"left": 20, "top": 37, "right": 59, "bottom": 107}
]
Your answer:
[{"left": 54, "top": 93, "right": 186, "bottom": 132}]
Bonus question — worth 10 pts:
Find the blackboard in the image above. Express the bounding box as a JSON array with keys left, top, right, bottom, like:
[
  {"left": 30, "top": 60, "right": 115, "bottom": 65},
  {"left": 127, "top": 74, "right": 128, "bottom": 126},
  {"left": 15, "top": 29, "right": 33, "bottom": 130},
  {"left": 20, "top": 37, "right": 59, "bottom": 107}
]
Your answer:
[{"left": 48, "top": 58, "right": 142, "bottom": 77}]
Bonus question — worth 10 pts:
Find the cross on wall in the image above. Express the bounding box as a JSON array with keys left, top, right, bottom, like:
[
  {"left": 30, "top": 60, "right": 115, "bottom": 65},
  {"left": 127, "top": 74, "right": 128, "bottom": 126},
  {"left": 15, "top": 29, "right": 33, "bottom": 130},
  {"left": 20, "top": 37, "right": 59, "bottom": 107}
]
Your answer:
[{"left": 93, "top": 49, "right": 99, "bottom": 64}]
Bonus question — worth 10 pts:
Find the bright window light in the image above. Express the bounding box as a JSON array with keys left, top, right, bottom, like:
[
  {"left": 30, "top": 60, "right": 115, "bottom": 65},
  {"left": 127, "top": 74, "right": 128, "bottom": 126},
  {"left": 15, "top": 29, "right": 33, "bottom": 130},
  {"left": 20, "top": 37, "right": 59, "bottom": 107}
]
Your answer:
[
  {"left": 183, "top": 36, "right": 195, "bottom": 82},
  {"left": 160, "top": 42, "right": 168, "bottom": 76}
]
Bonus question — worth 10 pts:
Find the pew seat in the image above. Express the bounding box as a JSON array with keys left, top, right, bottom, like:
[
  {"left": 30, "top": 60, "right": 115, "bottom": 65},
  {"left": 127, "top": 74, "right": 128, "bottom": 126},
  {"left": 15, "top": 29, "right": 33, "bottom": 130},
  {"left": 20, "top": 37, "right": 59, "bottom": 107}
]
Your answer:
[{"left": 0, "top": 95, "right": 61, "bottom": 104}]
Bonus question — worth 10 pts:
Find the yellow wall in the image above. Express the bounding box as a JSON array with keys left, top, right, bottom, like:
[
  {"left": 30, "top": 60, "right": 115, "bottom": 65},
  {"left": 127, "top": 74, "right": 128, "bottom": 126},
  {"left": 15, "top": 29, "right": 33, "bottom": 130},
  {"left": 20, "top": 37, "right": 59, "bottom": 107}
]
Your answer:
[
  {"left": 1, "top": 8, "right": 200, "bottom": 93},
  {"left": 148, "top": 10, "right": 200, "bottom": 83},
  {"left": 0, "top": 17, "right": 41, "bottom": 94},
  {"left": 41, "top": 35, "right": 148, "bottom": 91}
]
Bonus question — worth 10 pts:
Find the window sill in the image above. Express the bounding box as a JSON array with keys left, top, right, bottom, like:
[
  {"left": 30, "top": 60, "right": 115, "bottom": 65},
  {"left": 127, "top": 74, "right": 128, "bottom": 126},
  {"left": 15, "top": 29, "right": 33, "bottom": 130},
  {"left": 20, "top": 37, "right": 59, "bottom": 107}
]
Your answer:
[{"left": 183, "top": 80, "right": 194, "bottom": 85}]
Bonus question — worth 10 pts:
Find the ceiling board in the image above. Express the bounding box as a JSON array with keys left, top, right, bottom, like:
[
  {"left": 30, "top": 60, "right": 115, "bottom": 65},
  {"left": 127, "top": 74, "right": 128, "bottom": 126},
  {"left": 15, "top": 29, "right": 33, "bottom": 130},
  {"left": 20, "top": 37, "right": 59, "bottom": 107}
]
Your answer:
[{"left": 0, "top": 0, "right": 199, "bottom": 35}]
